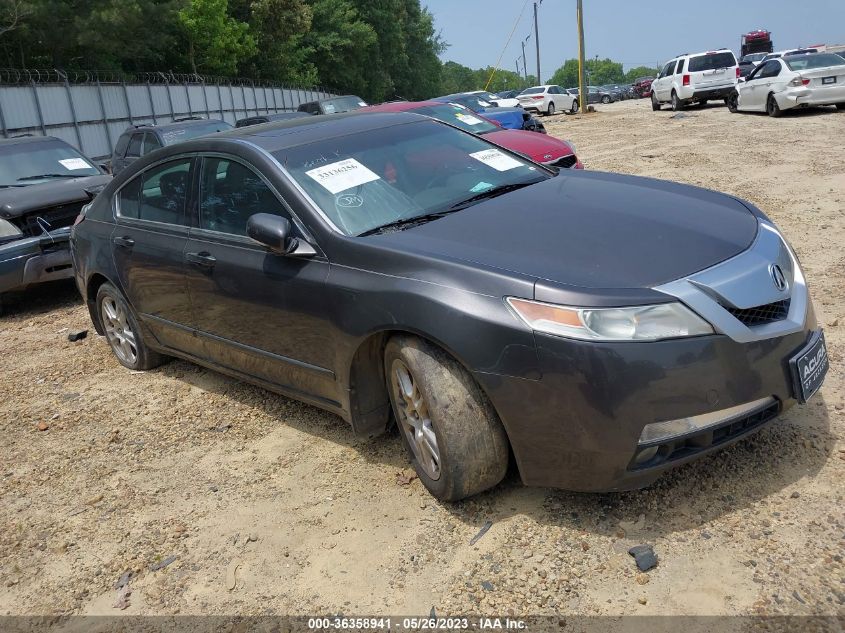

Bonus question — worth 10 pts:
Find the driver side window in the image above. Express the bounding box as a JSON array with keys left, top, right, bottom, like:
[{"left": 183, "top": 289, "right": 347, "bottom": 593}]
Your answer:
[{"left": 198, "top": 157, "right": 291, "bottom": 236}]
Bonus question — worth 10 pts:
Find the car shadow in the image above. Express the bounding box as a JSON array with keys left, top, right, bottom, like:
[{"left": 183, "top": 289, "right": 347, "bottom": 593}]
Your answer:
[
  {"left": 0, "top": 279, "right": 81, "bottom": 319},
  {"left": 446, "top": 398, "right": 833, "bottom": 539}
]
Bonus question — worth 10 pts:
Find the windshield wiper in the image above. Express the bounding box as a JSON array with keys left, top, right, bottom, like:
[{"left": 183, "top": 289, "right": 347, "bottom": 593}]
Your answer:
[
  {"left": 17, "top": 173, "right": 79, "bottom": 181},
  {"left": 446, "top": 181, "right": 538, "bottom": 212},
  {"left": 358, "top": 210, "right": 461, "bottom": 236}
]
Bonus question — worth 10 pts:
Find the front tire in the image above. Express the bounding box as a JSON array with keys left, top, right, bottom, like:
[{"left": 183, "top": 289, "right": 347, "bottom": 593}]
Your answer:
[
  {"left": 767, "top": 94, "right": 782, "bottom": 117},
  {"left": 570, "top": 99, "right": 579, "bottom": 113},
  {"left": 384, "top": 335, "right": 509, "bottom": 502},
  {"left": 96, "top": 283, "right": 166, "bottom": 371},
  {"left": 671, "top": 90, "right": 683, "bottom": 111},
  {"left": 836, "top": 103, "right": 845, "bottom": 111},
  {"left": 651, "top": 92, "right": 661, "bottom": 111},
  {"left": 546, "top": 101, "right": 555, "bottom": 116},
  {"left": 727, "top": 91, "right": 739, "bottom": 113},
  {"left": 601, "top": 95, "right": 611, "bottom": 104}
]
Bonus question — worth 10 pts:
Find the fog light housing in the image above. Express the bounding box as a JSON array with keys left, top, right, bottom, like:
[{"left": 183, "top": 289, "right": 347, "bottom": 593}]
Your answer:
[
  {"left": 633, "top": 446, "right": 659, "bottom": 465},
  {"left": 638, "top": 397, "right": 777, "bottom": 445}
]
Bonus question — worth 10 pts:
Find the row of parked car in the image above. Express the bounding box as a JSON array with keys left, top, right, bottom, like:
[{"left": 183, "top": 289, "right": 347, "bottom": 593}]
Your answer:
[
  {"left": 0, "top": 87, "right": 584, "bottom": 312},
  {"left": 650, "top": 47, "right": 845, "bottom": 116}
]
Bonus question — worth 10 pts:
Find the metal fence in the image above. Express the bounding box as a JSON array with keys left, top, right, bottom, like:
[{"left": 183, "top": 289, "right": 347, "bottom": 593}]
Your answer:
[{"left": 0, "top": 69, "right": 335, "bottom": 161}]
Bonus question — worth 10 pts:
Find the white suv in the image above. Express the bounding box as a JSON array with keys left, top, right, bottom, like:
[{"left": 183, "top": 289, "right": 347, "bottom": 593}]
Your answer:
[
  {"left": 651, "top": 49, "right": 739, "bottom": 111},
  {"left": 517, "top": 85, "right": 578, "bottom": 115}
]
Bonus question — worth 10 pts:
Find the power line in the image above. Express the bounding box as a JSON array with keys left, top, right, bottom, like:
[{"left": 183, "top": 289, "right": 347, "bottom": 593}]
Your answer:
[{"left": 484, "top": 0, "right": 531, "bottom": 91}]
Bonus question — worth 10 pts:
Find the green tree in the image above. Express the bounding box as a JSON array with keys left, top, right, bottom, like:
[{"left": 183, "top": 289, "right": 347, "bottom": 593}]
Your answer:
[
  {"left": 242, "top": 0, "right": 314, "bottom": 83},
  {"left": 624, "top": 65, "right": 660, "bottom": 82},
  {"left": 548, "top": 57, "right": 625, "bottom": 88},
  {"left": 178, "top": 0, "right": 255, "bottom": 75}
]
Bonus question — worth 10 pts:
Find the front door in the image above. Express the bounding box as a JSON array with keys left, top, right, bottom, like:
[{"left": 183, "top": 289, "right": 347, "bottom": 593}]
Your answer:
[
  {"left": 183, "top": 155, "right": 337, "bottom": 405},
  {"left": 112, "top": 156, "right": 199, "bottom": 354}
]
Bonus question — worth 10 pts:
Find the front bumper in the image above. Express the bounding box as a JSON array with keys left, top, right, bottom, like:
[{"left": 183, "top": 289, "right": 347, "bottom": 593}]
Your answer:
[
  {"left": 0, "top": 229, "right": 74, "bottom": 294},
  {"left": 476, "top": 309, "right": 820, "bottom": 492}
]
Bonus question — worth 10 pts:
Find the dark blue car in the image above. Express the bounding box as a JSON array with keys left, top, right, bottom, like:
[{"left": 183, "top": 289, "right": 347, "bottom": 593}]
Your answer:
[{"left": 0, "top": 136, "right": 111, "bottom": 311}]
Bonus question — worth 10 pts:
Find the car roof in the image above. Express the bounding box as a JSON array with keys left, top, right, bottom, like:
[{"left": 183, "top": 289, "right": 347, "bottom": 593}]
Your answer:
[
  {"left": 126, "top": 118, "right": 228, "bottom": 134},
  {"left": 202, "top": 111, "right": 427, "bottom": 154},
  {"left": 362, "top": 100, "right": 443, "bottom": 113},
  {"left": 0, "top": 135, "right": 68, "bottom": 148}
]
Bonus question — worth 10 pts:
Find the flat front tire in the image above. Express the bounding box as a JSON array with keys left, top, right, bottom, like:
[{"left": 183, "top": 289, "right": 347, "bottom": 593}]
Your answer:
[
  {"left": 96, "top": 282, "right": 166, "bottom": 371},
  {"left": 384, "top": 335, "right": 509, "bottom": 502}
]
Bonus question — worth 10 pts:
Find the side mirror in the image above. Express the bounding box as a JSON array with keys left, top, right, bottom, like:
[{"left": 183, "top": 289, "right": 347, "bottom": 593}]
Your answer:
[{"left": 247, "top": 213, "right": 313, "bottom": 256}]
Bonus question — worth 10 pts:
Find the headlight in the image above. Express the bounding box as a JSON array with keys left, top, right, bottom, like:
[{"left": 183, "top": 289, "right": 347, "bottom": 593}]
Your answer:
[
  {"left": 506, "top": 297, "right": 714, "bottom": 342},
  {"left": 0, "top": 218, "right": 23, "bottom": 240}
]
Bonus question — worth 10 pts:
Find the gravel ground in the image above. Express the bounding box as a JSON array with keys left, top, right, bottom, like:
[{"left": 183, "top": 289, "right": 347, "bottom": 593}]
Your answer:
[{"left": 1, "top": 99, "right": 843, "bottom": 619}]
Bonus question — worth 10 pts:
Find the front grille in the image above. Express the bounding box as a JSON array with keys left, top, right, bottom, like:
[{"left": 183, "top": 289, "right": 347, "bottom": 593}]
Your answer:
[
  {"left": 629, "top": 399, "right": 781, "bottom": 471},
  {"left": 12, "top": 202, "right": 84, "bottom": 237},
  {"left": 550, "top": 155, "right": 578, "bottom": 169},
  {"left": 725, "top": 299, "right": 790, "bottom": 327}
]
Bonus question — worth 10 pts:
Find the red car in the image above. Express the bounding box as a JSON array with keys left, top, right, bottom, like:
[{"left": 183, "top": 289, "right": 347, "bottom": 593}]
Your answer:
[{"left": 362, "top": 100, "right": 583, "bottom": 169}]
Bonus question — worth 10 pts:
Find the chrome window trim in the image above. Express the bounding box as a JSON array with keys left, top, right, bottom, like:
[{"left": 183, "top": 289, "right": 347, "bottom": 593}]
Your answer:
[{"left": 654, "top": 221, "right": 808, "bottom": 344}]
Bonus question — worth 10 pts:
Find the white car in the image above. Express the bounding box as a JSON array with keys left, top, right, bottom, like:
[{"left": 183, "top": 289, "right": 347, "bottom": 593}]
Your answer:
[
  {"left": 651, "top": 49, "right": 739, "bottom": 111},
  {"left": 465, "top": 90, "right": 521, "bottom": 109},
  {"left": 728, "top": 52, "right": 845, "bottom": 116},
  {"left": 516, "top": 85, "right": 578, "bottom": 115}
]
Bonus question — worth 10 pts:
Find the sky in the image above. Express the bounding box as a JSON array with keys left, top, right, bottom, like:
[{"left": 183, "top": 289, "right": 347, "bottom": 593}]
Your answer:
[{"left": 423, "top": 0, "right": 845, "bottom": 81}]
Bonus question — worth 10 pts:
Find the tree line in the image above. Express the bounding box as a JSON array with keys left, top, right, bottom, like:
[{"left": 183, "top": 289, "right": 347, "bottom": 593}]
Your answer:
[{"left": 0, "top": 0, "right": 658, "bottom": 101}]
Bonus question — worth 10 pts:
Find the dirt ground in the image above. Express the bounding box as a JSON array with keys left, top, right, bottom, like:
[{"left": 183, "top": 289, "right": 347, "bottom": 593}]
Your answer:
[{"left": 1, "top": 99, "right": 843, "bottom": 620}]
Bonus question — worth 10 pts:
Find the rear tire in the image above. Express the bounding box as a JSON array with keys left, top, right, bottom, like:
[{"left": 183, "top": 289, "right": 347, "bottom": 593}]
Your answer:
[
  {"left": 601, "top": 95, "right": 611, "bottom": 104},
  {"left": 767, "top": 94, "right": 782, "bottom": 117},
  {"left": 671, "top": 91, "right": 683, "bottom": 111},
  {"left": 384, "top": 335, "right": 509, "bottom": 502},
  {"left": 96, "top": 283, "right": 166, "bottom": 371},
  {"left": 727, "top": 91, "right": 739, "bottom": 113},
  {"left": 570, "top": 99, "right": 579, "bottom": 113},
  {"left": 836, "top": 103, "right": 845, "bottom": 111},
  {"left": 651, "top": 93, "right": 661, "bottom": 111},
  {"left": 546, "top": 101, "right": 555, "bottom": 116}
]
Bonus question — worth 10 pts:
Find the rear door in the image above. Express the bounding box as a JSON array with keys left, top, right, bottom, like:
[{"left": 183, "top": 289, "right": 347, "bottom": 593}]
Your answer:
[
  {"left": 111, "top": 156, "right": 199, "bottom": 355},
  {"left": 688, "top": 51, "right": 737, "bottom": 91}
]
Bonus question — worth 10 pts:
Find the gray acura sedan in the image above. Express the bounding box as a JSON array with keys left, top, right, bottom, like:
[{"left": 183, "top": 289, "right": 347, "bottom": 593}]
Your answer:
[{"left": 70, "top": 112, "right": 828, "bottom": 501}]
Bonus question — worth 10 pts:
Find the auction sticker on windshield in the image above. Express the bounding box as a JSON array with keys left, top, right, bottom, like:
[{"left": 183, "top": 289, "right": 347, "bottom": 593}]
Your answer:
[
  {"left": 306, "top": 158, "right": 380, "bottom": 194},
  {"left": 470, "top": 149, "right": 523, "bottom": 171},
  {"left": 59, "top": 158, "right": 90, "bottom": 170},
  {"left": 455, "top": 113, "right": 484, "bottom": 126}
]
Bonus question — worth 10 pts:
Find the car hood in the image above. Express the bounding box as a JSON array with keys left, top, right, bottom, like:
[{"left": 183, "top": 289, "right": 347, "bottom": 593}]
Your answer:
[
  {"left": 483, "top": 129, "right": 574, "bottom": 162},
  {"left": 0, "top": 174, "right": 112, "bottom": 218},
  {"left": 371, "top": 170, "right": 759, "bottom": 291}
]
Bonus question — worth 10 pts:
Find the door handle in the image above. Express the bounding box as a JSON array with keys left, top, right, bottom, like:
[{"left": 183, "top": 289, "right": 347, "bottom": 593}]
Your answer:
[
  {"left": 185, "top": 251, "right": 216, "bottom": 268},
  {"left": 113, "top": 236, "right": 135, "bottom": 249}
]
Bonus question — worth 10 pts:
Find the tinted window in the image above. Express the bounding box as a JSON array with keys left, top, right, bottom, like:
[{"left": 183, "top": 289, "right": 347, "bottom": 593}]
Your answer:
[
  {"left": 114, "top": 133, "right": 130, "bottom": 157},
  {"left": 409, "top": 104, "right": 499, "bottom": 135},
  {"left": 785, "top": 53, "right": 845, "bottom": 71},
  {"left": 688, "top": 52, "right": 737, "bottom": 72},
  {"left": 126, "top": 134, "right": 143, "bottom": 158},
  {"left": 320, "top": 96, "right": 367, "bottom": 114},
  {"left": 119, "top": 159, "right": 191, "bottom": 224},
  {"left": 198, "top": 157, "right": 288, "bottom": 236},
  {"left": 278, "top": 120, "right": 547, "bottom": 237},
  {"left": 143, "top": 133, "right": 162, "bottom": 154},
  {"left": 676, "top": 59, "right": 685, "bottom": 74},
  {"left": 758, "top": 61, "right": 782, "bottom": 79}
]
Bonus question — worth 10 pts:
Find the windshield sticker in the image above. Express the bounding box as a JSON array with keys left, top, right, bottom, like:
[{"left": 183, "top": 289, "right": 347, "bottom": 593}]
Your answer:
[
  {"left": 357, "top": 101, "right": 367, "bottom": 107},
  {"left": 470, "top": 182, "right": 494, "bottom": 193},
  {"left": 59, "top": 158, "right": 90, "bottom": 170},
  {"left": 470, "top": 149, "right": 523, "bottom": 172},
  {"left": 478, "top": 100, "right": 492, "bottom": 107},
  {"left": 162, "top": 130, "right": 186, "bottom": 144},
  {"left": 324, "top": 104, "right": 336, "bottom": 113},
  {"left": 306, "top": 158, "right": 380, "bottom": 194},
  {"left": 455, "top": 113, "right": 484, "bottom": 126}
]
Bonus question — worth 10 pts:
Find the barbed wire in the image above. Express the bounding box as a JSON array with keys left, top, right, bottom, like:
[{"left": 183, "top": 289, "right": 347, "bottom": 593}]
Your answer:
[{"left": 0, "top": 67, "right": 332, "bottom": 92}]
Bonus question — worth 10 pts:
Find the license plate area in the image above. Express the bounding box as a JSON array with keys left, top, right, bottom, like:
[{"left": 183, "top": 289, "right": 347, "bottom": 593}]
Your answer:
[
  {"left": 789, "top": 331, "right": 829, "bottom": 403},
  {"left": 822, "top": 76, "right": 836, "bottom": 85}
]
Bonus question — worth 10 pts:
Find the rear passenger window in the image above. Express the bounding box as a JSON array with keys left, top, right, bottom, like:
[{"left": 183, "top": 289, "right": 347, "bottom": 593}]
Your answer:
[
  {"left": 119, "top": 159, "right": 192, "bottom": 225},
  {"left": 198, "top": 157, "right": 289, "bottom": 236},
  {"left": 676, "top": 59, "right": 685, "bottom": 74},
  {"left": 114, "top": 134, "right": 130, "bottom": 158},
  {"left": 126, "top": 134, "right": 143, "bottom": 158},
  {"left": 143, "top": 133, "right": 162, "bottom": 154}
]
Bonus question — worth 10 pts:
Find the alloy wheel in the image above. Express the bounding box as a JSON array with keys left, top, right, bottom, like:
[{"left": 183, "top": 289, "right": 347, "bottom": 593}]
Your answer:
[
  {"left": 101, "top": 296, "right": 138, "bottom": 365},
  {"left": 391, "top": 359, "right": 441, "bottom": 480}
]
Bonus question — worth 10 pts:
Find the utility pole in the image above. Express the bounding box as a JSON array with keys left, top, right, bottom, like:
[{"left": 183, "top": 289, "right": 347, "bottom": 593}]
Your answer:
[
  {"left": 577, "top": 0, "right": 587, "bottom": 113},
  {"left": 521, "top": 35, "right": 530, "bottom": 83},
  {"left": 533, "top": 1, "right": 541, "bottom": 83}
]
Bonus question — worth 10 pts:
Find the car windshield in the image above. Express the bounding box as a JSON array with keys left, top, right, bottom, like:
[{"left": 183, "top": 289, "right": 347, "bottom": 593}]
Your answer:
[
  {"left": 519, "top": 87, "right": 544, "bottom": 95},
  {"left": 0, "top": 141, "right": 99, "bottom": 187},
  {"left": 688, "top": 52, "right": 736, "bottom": 72},
  {"left": 785, "top": 53, "right": 845, "bottom": 71},
  {"left": 277, "top": 120, "right": 549, "bottom": 237},
  {"left": 409, "top": 104, "right": 499, "bottom": 135},
  {"left": 160, "top": 121, "right": 233, "bottom": 146},
  {"left": 321, "top": 96, "right": 367, "bottom": 113},
  {"left": 742, "top": 53, "right": 766, "bottom": 62}
]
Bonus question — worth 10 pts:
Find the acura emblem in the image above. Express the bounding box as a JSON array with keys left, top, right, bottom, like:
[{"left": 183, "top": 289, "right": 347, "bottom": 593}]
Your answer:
[{"left": 769, "top": 264, "right": 787, "bottom": 292}]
